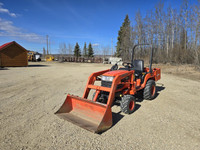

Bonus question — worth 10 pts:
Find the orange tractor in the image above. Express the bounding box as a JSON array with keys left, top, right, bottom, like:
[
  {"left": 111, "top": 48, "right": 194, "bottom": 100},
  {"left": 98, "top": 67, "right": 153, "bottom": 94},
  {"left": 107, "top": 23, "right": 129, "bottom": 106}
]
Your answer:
[{"left": 55, "top": 44, "right": 161, "bottom": 133}]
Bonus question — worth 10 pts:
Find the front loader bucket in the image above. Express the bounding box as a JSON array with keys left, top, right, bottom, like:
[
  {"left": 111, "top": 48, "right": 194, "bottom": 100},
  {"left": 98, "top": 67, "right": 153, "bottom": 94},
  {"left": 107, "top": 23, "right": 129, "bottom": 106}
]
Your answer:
[{"left": 55, "top": 94, "right": 112, "bottom": 133}]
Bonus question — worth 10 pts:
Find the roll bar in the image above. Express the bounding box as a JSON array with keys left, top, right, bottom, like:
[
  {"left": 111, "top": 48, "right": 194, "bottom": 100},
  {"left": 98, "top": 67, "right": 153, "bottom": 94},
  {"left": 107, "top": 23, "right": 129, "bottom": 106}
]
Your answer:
[{"left": 131, "top": 44, "right": 153, "bottom": 73}]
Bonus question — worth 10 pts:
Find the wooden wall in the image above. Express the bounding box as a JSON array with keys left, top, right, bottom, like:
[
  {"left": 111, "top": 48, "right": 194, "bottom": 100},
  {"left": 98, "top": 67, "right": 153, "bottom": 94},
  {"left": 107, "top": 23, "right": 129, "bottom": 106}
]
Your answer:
[{"left": 0, "top": 44, "right": 28, "bottom": 67}]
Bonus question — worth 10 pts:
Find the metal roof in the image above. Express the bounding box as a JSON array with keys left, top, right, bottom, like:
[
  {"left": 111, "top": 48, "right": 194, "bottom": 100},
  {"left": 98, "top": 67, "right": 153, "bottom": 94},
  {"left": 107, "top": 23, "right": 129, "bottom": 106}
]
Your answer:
[
  {"left": 0, "top": 41, "right": 13, "bottom": 51},
  {"left": 0, "top": 41, "right": 27, "bottom": 52}
]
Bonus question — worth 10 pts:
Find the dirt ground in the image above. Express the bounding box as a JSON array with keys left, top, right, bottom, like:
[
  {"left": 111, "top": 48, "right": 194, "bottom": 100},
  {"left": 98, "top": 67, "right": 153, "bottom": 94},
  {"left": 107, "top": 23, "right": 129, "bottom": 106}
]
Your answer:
[{"left": 0, "top": 62, "right": 200, "bottom": 150}]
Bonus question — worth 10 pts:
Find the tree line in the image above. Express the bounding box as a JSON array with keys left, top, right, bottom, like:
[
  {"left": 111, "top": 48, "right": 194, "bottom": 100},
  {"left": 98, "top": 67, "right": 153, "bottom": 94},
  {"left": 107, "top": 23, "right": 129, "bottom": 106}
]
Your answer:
[
  {"left": 116, "top": 0, "right": 200, "bottom": 65},
  {"left": 59, "top": 42, "right": 94, "bottom": 58}
]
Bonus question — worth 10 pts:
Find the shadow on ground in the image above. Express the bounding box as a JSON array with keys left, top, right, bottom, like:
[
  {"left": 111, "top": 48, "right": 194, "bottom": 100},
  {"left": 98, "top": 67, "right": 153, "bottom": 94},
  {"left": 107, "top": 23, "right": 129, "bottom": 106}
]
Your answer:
[
  {"left": 0, "top": 67, "right": 9, "bottom": 70},
  {"left": 112, "top": 111, "right": 124, "bottom": 127},
  {"left": 99, "top": 103, "right": 141, "bottom": 134},
  {"left": 156, "top": 83, "right": 165, "bottom": 92},
  {"left": 100, "top": 83, "right": 166, "bottom": 134},
  {"left": 98, "top": 111, "right": 124, "bottom": 134},
  {"left": 28, "top": 64, "right": 49, "bottom": 67},
  {"left": 136, "top": 83, "right": 165, "bottom": 103},
  {"left": 111, "top": 103, "right": 141, "bottom": 126}
]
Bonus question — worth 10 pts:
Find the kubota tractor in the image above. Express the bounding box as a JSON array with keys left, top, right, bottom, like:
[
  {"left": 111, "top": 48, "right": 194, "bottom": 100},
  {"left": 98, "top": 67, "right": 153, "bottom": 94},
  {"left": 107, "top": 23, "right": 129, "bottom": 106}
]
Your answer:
[{"left": 55, "top": 44, "right": 161, "bottom": 133}]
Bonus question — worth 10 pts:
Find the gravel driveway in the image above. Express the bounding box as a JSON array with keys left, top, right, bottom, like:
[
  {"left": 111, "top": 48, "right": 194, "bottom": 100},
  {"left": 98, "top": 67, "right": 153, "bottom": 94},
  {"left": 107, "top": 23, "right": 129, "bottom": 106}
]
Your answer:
[{"left": 0, "top": 62, "right": 200, "bottom": 150}]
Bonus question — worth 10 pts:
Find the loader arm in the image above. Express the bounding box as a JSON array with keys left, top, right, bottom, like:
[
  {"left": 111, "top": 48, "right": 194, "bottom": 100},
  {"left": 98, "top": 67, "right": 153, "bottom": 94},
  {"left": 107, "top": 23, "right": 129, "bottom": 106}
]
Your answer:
[
  {"left": 106, "top": 71, "right": 134, "bottom": 107},
  {"left": 83, "top": 69, "right": 110, "bottom": 99}
]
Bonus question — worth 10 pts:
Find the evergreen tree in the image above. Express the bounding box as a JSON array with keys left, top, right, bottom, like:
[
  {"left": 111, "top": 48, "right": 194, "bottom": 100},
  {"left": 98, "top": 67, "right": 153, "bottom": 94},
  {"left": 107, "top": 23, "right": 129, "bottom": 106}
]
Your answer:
[
  {"left": 83, "top": 42, "right": 88, "bottom": 57},
  {"left": 88, "top": 43, "right": 94, "bottom": 57},
  {"left": 116, "top": 26, "right": 123, "bottom": 57},
  {"left": 115, "top": 14, "right": 132, "bottom": 61},
  {"left": 74, "top": 42, "right": 81, "bottom": 58}
]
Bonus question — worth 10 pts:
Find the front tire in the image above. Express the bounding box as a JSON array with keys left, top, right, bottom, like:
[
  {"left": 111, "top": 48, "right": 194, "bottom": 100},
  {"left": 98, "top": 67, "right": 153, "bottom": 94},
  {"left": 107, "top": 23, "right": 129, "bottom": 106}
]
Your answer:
[
  {"left": 120, "top": 95, "right": 136, "bottom": 114},
  {"left": 143, "top": 80, "right": 156, "bottom": 100}
]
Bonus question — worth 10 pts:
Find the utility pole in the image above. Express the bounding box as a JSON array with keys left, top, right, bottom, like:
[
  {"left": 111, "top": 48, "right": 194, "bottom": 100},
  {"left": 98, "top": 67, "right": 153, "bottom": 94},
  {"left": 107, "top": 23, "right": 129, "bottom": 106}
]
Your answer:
[
  {"left": 46, "top": 35, "right": 49, "bottom": 55},
  {"left": 49, "top": 39, "right": 51, "bottom": 54},
  {"left": 43, "top": 47, "right": 46, "bottom": 58}
]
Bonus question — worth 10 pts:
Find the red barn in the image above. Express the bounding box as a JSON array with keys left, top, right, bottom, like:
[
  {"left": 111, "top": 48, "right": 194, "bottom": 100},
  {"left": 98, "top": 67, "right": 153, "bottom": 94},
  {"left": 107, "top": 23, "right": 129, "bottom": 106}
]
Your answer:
[{"left": 0, "top": 41, "right": 28, "bottom": 67}]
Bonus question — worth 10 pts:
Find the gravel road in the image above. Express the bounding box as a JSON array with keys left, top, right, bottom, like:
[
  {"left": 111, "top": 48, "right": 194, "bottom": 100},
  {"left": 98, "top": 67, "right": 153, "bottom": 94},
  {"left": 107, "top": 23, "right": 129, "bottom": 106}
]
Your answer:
[{"left": 0, "top": 62, "right": 200, "bottom": 150}]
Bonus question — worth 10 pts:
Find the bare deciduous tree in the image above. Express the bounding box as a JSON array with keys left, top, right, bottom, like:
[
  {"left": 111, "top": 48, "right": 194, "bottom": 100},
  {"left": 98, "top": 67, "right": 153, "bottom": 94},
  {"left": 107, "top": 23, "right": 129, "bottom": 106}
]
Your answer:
[
  {"left": 59, "top": 43, "right": 67, "bottom": 55},
  {"left": 128, "top": 0, "right": 200, "bottom": 65}
]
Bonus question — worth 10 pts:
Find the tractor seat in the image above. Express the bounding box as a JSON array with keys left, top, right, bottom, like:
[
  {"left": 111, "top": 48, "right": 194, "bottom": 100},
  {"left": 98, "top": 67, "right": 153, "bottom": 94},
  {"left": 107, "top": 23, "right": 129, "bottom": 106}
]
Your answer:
[{"left": 133, "top": 60, "right": 144, "bottom": 76}]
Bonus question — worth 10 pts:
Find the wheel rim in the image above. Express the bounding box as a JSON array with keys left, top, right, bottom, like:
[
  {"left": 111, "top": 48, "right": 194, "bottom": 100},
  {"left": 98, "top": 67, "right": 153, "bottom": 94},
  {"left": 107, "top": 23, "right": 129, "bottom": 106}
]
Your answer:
[
  {"left": 151, "top": 85, "right": 156, "bottom": 96},
  {"left": 129, "top": 100, "right": 135, "bottom": 111}
]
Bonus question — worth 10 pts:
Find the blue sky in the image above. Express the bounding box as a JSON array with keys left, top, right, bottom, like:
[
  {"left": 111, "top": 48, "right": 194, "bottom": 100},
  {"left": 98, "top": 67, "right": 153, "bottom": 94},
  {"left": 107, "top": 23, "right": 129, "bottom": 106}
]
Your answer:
[{"left": 0, "top": 0, "right": 198, "bottom": 54}]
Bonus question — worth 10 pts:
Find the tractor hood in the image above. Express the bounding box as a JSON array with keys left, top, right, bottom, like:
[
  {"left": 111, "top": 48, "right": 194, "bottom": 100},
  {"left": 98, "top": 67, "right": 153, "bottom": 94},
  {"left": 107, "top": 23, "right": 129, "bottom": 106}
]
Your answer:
[{"left": 102, "top": 70, "right": 129, "bottom": 77}]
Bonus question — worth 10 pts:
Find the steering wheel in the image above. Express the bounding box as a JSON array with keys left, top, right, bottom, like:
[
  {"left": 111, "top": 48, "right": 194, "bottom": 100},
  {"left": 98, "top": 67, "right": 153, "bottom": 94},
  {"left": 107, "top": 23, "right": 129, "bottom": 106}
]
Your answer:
[
  {"left": 110, "top": 64, "right": 118, "bottom": 71},
  {"left": 122, "top": 62, "right": 133, "bottom": 68}
]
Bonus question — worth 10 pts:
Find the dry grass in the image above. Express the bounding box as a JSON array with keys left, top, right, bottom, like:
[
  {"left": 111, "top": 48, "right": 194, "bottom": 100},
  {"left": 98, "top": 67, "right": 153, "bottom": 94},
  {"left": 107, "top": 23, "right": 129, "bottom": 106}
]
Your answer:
[{"left": 153, "top": 63, "right": 200, "bottom": 81}]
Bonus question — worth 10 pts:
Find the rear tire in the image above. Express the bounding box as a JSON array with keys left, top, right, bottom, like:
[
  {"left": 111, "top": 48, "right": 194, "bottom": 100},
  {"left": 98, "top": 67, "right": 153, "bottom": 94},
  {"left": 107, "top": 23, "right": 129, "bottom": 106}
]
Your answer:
[
  {"left": 143, "top": 80, "right": 156, "bottom": 100},
  {"left": 120, "top": 95, "right": 136, "bottom": 114}
]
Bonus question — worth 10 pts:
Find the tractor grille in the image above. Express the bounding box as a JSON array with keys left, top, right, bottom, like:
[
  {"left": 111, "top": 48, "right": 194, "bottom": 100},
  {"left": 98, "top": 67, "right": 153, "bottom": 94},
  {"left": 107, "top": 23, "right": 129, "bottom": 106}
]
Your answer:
[
  {"left": 101, "top": 81, "right": 112, "bottom": 88},
  {"left": 101, "top": 81, "right": 123, "bottom": 89}
]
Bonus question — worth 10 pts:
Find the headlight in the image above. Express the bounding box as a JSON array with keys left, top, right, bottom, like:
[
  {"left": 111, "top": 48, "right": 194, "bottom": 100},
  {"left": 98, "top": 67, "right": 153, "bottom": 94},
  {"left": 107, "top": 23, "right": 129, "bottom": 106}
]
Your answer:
[{"left": 101, "top": 76, "right": 114, "bottom": 82}]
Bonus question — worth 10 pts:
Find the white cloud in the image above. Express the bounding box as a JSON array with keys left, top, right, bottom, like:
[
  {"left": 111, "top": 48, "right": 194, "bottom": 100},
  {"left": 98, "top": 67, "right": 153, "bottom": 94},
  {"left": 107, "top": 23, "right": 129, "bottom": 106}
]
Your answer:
[
  {"left": 92, "top": 43, "right": 100, "bottom": 46},
  {"left": 0, "top": 2, "right": 17, "bottom": 17},
  {"left": 0, "top": 18, "right": 45, "bottom": 43}
]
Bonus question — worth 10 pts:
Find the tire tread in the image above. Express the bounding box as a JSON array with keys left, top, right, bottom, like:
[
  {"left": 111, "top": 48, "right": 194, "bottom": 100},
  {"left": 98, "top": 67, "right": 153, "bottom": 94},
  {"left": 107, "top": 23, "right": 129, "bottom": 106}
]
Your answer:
[
  {"left": 143, "top": 80, "right": 156, "bottom": 100},
  {"left": 120, "top": 95, "right": 135, "bottom": 114}
]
